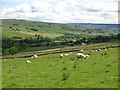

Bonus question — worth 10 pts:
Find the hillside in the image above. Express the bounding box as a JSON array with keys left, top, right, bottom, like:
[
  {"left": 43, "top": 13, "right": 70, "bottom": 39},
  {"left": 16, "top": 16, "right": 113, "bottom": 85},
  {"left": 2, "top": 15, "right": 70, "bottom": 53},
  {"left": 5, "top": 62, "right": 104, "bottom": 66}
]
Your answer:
[
  {"left": 2, "top": 46, "right": 118, "bottom": 88},
  {"left": 2, "top": 19, "right": 118, "bottom": 40},
  {"left": 68, "top": 23, "right": 118, "bottom": 30}
]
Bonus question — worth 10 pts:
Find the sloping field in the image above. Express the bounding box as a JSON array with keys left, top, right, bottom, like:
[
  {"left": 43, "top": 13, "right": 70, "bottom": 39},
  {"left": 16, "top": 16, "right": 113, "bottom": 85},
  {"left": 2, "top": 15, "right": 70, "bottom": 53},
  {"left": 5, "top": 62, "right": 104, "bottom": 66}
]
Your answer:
[
  {"left": 2, "top": 19, "right": 118, "bottom": 39},
  {"left": 2, "top": 47, "right": 118, "bottom": 88}
]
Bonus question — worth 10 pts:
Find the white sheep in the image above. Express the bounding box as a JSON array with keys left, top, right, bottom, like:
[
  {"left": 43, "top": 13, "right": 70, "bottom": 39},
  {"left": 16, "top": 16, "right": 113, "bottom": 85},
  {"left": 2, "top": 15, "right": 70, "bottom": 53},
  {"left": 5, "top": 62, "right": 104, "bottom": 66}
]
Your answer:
[
  {"left": 105, "top": 49, "right": 107, "bottom": 51},
  {"left": 79, "top": 50, "right": 84, "bottom": 52},
  {"left": 97, "top": 48, "right": 101, "bottom": 51},
  {"left": 69, "top": 52, "right": 72, "bottom": 54},
  {"left": 85, "top": 55, "right": 89, "bottom": 57},
  {"left": 64, "top": 53, "right": 70, "bottom": 56},
  {"left": 26, "top": 60, "right": 31, "bottom": 63},
  {"left": 33, "top": 55, "right": 38, "bottom": 59},
  {"left": 96, "top": 48, "right": 101, "bottom": 51},
  {"left": 60, "top": 54, "right": 63, "bottom": 58},
  {"left": 76, "top": 53, "right": 86, "bottom": 59}
]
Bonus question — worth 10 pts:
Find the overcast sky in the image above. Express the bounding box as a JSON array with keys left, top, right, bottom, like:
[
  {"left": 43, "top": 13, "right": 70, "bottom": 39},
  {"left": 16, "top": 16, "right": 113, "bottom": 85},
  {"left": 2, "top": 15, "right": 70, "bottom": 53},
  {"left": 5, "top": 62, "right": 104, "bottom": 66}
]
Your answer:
[{"left": 0, "top": 0, "right": 119, "bottom": 24}]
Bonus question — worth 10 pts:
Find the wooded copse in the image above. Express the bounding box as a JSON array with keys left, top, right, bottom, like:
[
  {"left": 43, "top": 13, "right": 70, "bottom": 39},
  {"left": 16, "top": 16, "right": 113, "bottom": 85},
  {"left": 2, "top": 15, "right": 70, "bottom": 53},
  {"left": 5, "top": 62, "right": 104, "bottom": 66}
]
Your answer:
[{"left": 2, "top": 34, "right": 120, "bottom": 55}]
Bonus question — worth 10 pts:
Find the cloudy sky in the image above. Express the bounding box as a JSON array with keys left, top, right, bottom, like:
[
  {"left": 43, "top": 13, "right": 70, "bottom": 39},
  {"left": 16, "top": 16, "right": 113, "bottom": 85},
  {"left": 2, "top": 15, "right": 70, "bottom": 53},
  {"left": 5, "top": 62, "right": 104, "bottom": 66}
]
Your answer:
[{"left": 0, "top": 0, "right": 119, "bottom": 24}]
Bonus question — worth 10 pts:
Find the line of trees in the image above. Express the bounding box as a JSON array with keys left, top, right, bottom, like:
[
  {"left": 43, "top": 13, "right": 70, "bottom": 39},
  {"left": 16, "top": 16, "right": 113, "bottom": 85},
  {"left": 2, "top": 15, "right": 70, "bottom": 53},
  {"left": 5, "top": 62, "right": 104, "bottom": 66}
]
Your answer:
[
  {"left": 2, "top": 35, "right": 52, "bottom": 55},
  {"left": 75, "top": 34, "right": 119, "bottom": 44},
  {"left": 2, "top": 34, "right": 120, "bottom": 55}
]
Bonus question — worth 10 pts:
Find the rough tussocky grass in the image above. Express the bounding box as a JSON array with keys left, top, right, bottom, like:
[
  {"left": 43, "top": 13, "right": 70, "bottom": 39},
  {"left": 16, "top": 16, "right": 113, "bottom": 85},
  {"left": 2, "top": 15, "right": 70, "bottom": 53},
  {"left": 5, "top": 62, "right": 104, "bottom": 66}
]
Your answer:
[{"left": 2, "top": 48, "right": 118, "bottom": 88}]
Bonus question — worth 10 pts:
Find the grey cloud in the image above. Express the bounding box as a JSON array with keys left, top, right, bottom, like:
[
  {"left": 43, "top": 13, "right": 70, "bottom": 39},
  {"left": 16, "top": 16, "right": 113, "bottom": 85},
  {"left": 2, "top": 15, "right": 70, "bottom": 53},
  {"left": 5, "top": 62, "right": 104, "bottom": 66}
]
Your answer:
[{"left": 87, "top": 9, "right": 100, "bottom": 12}]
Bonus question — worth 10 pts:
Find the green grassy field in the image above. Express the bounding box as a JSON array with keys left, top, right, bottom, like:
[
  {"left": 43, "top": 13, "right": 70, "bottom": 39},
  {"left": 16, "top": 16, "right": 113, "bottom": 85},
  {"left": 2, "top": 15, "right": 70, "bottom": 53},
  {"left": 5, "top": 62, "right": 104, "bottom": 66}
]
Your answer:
[
  {"left": 2, "top": 19, "right": 118, "bottom": 39},
  {"left": 2, "top": 47, "right": 118, "bottom": 88}
]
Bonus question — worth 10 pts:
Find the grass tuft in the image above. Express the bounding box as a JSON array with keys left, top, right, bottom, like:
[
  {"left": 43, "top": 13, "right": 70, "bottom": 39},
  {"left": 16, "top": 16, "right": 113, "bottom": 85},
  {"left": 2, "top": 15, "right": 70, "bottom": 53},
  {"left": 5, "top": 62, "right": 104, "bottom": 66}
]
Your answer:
[{"left": 62, "top": 73, "right": 69, "bottom": 81}]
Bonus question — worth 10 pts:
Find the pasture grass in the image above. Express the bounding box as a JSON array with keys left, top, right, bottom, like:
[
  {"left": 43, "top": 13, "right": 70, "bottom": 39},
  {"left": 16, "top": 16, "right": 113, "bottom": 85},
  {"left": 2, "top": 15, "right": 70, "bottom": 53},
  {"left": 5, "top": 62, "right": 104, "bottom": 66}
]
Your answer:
[
  {"left": 2, "top": 19, "right": 118, "bottom": 39},
  {"left": 2, "top": 48, "right": 118, "bottom": 88}
]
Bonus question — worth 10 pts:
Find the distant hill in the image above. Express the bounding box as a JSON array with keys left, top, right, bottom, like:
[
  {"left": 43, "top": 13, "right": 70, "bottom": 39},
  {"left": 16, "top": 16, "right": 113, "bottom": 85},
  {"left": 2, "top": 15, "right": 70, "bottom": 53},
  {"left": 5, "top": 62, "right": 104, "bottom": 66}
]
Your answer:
[
  {"left": 1, "top": 19, "right": 118, "bottom": 40},
  {"left": 68, "top": 23, "right": 118, "bottom": 29}
]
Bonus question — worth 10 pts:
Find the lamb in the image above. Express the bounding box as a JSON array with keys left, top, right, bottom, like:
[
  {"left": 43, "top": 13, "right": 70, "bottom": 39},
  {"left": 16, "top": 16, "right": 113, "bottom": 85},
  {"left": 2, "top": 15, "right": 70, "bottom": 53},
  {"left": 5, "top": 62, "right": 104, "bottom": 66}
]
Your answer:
[
  {"left": 84, "top": 54, "right": 90, "bottom": 59},
  {"left": 69, "top": 52, "right": 72, "bottom": 54},
  {"left": 85, "top": 55, "right": 89, "bottom": 57},
  {"left": 26, "top": 60, "right": 31, "bottom": 63},
  {"left": 64, "top": 53, "right": 70, "bottom": 56},
  {"left": 76, "top": 53, "right": 86, "bottom": 59},
  {"left": 96, "top": 48, "right": 101, "bottom": 51},
  {"left": 32, "top": 55, "right": 38, "bottom": 59},
  {"left": 79, "top": 50, "right": 84, "bottom": 52},
  {"left": 60, "top": 54, "right": 63, "bottom": 58},
  {"left": 76, "top": 53, "right": 90, "bottom": 59},
  {"left": 105, "top": 49, "right": 107, "bottom": 51},
  {"left": 97, "top": 48, "right": 101, "bottom": 51}
]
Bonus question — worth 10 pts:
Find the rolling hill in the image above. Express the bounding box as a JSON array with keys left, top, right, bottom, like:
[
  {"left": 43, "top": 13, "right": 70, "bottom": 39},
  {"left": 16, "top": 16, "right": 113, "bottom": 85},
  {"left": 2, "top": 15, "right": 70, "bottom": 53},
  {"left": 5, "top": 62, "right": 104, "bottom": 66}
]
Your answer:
[
  {"left": 68, "top": 23, "right": 118, "bottom": 30},
  {"left": 1, "top": 19, "right": 118, "bottom": 40}
]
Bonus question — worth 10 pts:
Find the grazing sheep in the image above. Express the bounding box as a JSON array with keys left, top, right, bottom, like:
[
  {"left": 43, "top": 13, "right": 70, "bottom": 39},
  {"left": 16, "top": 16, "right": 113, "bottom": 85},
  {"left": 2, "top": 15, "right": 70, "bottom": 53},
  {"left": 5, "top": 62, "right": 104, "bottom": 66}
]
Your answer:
[
  {"left": 105, "top": 49, "right": 107, "bottom": 51},
  {"left": 64, "top": 53, "right": 69, "bottom": 56},
  {"left": 26, "top": 60, "right": 31, "bottom": 63},
  {"left": 33, "top": 55, "right": 38, "bottom": 59},
  {"left": 69, "top": 52, "right": 72, "bottom": 54},
  {"left": 85, "top": 55, "right": 89, "bottom": 57},
  {"left": 76, "top": 53, "right": 86, "bottom": 59},
  {"left": 96, "top": 48, "right": 101, "bottom": 51},
  {"left": 60, "top": 54, "right": 63, "bottom": 58},
  {"left": 84, "top": 55, "right": 90, "bottom": 59},
  {"left": 79, "top": 50, "right": 84, "bottom": 52},
  {"left": 98, "top": 48, "right": 101, "bottom": 51},
  {"left": 4, "top": 59, "right": 6, "bottom": 61}
]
